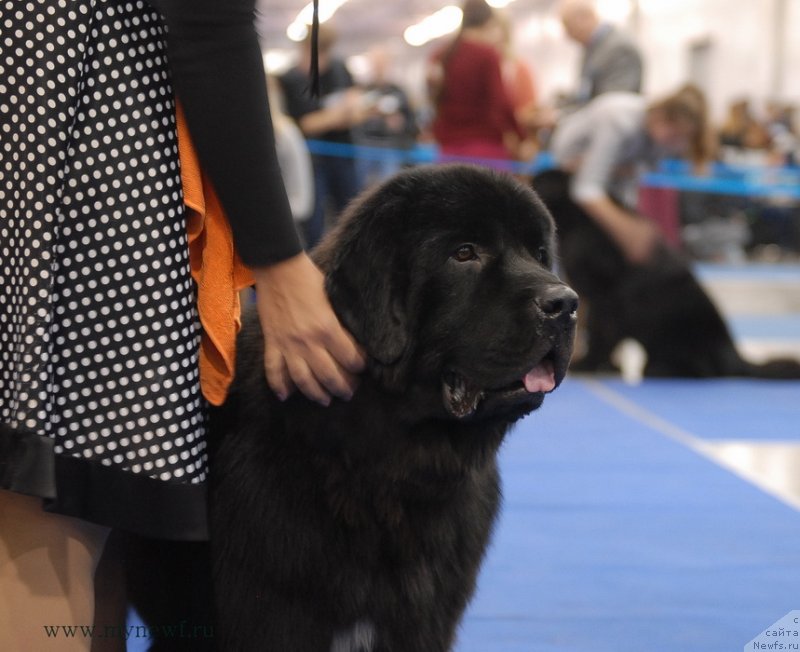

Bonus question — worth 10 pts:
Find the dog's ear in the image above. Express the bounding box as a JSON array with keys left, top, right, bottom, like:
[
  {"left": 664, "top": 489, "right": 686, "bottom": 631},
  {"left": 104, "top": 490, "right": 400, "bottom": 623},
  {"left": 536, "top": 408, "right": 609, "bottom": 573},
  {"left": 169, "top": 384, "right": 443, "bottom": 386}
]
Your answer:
[{"left": 316, "top": 191, "right": 411, "bottom": 368}]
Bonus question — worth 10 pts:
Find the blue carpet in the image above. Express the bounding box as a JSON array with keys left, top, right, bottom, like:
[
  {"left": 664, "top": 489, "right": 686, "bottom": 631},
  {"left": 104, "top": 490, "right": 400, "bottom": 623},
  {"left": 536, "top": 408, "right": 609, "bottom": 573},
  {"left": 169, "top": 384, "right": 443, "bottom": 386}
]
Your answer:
[
  {"left": 694, "top": 262, "right": 800, "bottom": 282},
  {"left": 597, "top": 377, "right": 800, "bottom": 441},
  {"left": 455, "top": 378, "right": 800, "bottom": 651}
]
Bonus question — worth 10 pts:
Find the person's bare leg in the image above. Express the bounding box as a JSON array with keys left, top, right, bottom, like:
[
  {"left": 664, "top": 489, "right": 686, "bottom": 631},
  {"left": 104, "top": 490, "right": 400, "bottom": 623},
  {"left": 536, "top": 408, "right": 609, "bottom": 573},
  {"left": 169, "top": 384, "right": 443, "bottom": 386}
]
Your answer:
[{"left": 0, "top": 490, "right": 109, "bottom": 651}]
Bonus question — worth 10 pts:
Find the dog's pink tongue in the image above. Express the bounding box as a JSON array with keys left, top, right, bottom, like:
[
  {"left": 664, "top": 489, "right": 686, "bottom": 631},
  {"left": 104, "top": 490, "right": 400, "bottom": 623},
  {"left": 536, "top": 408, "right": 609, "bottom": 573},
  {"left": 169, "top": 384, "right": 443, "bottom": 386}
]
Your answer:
[{"left": 523, "top": 360, "right": 555, "bottom": 393}]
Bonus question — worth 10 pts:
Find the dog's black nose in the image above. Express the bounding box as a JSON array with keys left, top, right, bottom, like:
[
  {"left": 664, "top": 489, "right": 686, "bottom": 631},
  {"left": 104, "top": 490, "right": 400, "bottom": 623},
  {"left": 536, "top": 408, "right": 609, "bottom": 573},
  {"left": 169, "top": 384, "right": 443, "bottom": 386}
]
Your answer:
[{"left": 536, "top": 285, "right": 579, "bottom": 319}]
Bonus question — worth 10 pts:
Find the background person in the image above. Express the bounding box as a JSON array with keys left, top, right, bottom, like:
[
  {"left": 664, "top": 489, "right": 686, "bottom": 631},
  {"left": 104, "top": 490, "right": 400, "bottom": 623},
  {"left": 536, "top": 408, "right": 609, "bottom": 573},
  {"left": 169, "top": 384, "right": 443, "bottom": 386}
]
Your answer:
[
  {"left": 535, "top": 84, "right": 715, "bottom": 372},
  {"left": 428, "top": 0, "right": 525, "bottom": 164},
  {"left": 279, "top": 24, "right": 374, "bottom": 248},
  {"left": 352, "top": 47, "right": 419, "bottom": 187},
  {"left": 559, "top": 0, "right": 644, "bottom": 108},
  {"left": 548, "top": 84, "right": 715, "bottom": 264}
]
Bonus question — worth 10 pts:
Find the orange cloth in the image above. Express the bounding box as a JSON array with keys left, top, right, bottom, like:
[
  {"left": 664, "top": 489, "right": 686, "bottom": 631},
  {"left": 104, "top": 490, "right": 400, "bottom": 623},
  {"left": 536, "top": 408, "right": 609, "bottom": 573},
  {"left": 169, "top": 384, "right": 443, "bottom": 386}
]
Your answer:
[{"left": 176, "top": 104, "right": 254, "bottom": 406}]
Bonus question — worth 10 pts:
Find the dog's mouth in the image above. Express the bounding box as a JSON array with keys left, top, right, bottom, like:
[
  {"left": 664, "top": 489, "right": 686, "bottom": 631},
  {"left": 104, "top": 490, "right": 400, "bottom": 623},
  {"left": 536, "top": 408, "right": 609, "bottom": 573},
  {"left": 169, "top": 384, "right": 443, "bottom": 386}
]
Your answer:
[{"left": 442, "top": 352, "right": 559, "bottom": 420}]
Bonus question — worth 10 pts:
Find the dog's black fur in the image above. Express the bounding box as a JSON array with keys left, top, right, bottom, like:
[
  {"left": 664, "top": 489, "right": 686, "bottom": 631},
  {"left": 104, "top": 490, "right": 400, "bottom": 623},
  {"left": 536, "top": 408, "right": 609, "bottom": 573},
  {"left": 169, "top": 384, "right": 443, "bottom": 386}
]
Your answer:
[
  {"left": 532, "top": 169, "right": 800, "bottom": 378},
  {"left": 209, "top": 165, "right": 577, "bottom": 651}
]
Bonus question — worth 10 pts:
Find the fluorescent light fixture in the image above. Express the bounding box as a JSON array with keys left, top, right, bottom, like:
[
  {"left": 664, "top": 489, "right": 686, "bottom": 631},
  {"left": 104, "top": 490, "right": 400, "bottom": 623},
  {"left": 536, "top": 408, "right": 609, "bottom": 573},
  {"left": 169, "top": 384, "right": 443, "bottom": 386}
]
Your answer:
[
  {"left": 597, "top": 0, "right": 633, "bottom": 23},
  {"left": 403, "top": 0, "right": 516, "bottom": 47},
  {"left": 263, "top": 49, "right": 295, "bottom": 74},
  {"left": 287, "top": 0, "right": 349, "bottom": 42},
  {"left": 287, "top": 21, "right": 309, "bottom": 42},
  {"left": 404, "top": 5, "right": 464, "bottom": 47}
]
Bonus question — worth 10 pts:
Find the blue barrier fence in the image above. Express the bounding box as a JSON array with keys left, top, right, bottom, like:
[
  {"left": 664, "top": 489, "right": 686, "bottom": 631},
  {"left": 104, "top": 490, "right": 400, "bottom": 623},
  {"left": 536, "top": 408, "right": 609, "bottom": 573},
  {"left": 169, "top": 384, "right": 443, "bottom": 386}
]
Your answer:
[
  {"left": 307, "top": 139, "right": 800, "bottom": 200},
  {"left": 642, "top": 160, "right": 800, "bottom": 200},
  {"left": 306, "top": 140, "right": 556, "bottom": 176}
]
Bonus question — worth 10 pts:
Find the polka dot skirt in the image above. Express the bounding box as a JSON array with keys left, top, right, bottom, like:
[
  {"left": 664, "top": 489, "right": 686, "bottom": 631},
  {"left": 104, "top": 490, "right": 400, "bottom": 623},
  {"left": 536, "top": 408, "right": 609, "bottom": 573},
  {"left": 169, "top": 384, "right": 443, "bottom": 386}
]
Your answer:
[{"left": 0, "top": 0, "right": 208, "bottom": 497}]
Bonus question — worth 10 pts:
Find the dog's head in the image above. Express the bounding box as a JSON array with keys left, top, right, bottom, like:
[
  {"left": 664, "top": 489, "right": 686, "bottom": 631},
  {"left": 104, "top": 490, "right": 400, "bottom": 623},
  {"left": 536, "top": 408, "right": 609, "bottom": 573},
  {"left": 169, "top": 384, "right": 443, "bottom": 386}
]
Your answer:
[{"left": 314, "top": 164, "right": 577, "bottom": 424}]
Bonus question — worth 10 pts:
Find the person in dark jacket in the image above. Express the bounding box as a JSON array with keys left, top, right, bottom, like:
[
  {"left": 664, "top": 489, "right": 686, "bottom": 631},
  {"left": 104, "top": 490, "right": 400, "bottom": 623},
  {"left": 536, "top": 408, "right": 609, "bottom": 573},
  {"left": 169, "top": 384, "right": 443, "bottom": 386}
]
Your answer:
[
  {"left": 560, "top": 0, "right": 644, "bottom": 107},
  {"left": 280, "top": 24, "right": 374, "bottom": 248}
]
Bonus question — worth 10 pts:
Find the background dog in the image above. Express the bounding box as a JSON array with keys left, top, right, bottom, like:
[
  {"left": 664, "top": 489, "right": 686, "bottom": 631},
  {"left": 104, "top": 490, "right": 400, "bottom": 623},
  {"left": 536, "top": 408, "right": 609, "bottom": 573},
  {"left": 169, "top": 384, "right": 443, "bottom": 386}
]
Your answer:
[
  {"left": 210, "top": 164, "right": 577, "bottom": 651},
  {"left": 532, "top": 169, "right": 800, "bottom": 378}
]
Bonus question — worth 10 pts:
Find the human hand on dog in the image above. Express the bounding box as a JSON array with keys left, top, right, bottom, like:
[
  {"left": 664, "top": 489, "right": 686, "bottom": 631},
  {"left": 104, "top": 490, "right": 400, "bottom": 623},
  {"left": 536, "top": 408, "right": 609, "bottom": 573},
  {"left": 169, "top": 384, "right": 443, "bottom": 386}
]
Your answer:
[
  {"left": 616, "top": 217, "right": 660, "bottom": 265},
  {"left": 582, "top": 196, "right": 660, "bottom": 265},
  {"left": 252, "top": 253, "right": 366, "bottom": 405}
]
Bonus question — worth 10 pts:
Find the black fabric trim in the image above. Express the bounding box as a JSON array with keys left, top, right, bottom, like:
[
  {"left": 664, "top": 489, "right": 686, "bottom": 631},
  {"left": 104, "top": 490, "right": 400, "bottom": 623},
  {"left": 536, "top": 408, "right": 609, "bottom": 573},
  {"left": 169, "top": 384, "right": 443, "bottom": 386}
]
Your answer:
[
  {"left": 0, "top": 424, "right": 208, "bottom": 541},
  {"left": 0, "top": 424, "right": 57, "bottom": 499},
  {"left": 309, "top": 0, "right": 320, "bottom": 97}
]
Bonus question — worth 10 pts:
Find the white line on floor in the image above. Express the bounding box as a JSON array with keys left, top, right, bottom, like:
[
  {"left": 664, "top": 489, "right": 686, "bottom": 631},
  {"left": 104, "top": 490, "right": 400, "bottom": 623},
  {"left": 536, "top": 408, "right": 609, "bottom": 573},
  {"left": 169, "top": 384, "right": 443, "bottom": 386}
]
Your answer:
[{"left": 581, "top": 378, "right": 800, "bottom": 512}]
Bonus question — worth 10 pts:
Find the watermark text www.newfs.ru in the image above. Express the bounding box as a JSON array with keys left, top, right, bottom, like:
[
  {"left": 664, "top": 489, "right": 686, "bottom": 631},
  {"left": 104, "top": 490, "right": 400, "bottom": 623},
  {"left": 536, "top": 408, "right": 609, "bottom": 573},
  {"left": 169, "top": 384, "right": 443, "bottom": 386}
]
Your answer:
[{"left": 43, "top": 622, "right": 214, "bottom": 641}]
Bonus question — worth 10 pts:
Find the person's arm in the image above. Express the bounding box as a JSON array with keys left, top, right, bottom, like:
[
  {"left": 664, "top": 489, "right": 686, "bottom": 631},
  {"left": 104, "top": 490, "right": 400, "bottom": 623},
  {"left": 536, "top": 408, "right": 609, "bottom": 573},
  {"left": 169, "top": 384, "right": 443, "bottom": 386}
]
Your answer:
[
  {"left": 148, "top": 0, "right": 365, "bottom": 403},
  {"left": 252, "top": 257, "right": 364, "bottom": 406},
  {"left": 148, "top": 0, "right": 300, "bottom": 266},
  {"left": 485, "top": 48, "right": 525, "bottom": 141},
  {"left": 553, "top": 105, "right": 658, "bottom": 264},
  {"left": 513, "top": 59, "right": 537, "bottom": 114},
  {"left": 578, "top": 196, "right": 659, "bottom": 264},
  {"left": 295, "top": 91, "right": 370, "bottom": 137},
  {"left": 280, "top": 61, "right": 371, "bottom": 139},
  {"left": 477, "top": 47, "right": 525, "bottom": 159}
]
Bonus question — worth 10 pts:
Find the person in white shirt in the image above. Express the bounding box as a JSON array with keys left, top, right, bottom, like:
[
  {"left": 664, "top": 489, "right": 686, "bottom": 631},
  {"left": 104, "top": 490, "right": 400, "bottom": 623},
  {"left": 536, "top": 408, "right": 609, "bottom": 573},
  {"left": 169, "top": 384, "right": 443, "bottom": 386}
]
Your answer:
[{"left": 549, "top": 85, "right": 714, "bottom": 263}]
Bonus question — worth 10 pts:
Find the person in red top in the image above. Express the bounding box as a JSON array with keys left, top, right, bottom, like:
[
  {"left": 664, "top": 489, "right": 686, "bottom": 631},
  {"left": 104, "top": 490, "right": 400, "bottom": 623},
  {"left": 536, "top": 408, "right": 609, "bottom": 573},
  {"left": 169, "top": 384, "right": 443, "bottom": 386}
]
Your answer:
[{"left": 429, "top": 0, "right": 525, "bottom": 164}]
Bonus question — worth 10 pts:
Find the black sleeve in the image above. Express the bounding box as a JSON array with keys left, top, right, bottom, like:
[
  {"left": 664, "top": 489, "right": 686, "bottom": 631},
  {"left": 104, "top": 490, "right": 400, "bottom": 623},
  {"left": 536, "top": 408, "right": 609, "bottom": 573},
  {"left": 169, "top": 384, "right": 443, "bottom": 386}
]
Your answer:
[
  {"left": 147, "top": 0, "right": 302, "bottom": 267},
  {"left": 279, "top": 68, "right": 320, "bottom": 122}
]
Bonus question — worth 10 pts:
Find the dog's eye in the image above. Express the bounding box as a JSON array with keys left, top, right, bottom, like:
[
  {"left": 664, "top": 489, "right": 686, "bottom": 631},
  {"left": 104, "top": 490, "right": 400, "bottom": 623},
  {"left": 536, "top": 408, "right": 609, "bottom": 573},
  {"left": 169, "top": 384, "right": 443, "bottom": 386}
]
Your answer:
[
  {"left": 536, "top": 247, "right": 550, "bottom": 266},
  {"left": 453, "top": 245, "right": 479, "bottom": 263}
]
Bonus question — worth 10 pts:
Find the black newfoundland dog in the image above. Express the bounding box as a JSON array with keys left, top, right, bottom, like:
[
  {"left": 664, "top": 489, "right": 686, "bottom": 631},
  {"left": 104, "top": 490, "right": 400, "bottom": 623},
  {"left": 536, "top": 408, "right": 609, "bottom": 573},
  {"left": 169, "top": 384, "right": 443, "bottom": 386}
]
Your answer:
[
  {"left": 209, "top": 165, "right": 577, "bottom": 651},
  {"left": 532, "top": 169, "right": 800, "bottom": 378}
]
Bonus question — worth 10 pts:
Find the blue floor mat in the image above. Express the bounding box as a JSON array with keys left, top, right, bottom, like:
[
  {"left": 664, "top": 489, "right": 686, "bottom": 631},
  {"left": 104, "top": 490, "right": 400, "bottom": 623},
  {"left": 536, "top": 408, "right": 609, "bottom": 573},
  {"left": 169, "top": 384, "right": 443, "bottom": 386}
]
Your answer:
[
  {"left": 596, "top": 377, "right": 800, "bottom": 441},
  {"left": 455, "top": 378, "right": 800, "bottom": 651},
  {"left": 694, "top": 262, "right": 800, "bottom": 282}
]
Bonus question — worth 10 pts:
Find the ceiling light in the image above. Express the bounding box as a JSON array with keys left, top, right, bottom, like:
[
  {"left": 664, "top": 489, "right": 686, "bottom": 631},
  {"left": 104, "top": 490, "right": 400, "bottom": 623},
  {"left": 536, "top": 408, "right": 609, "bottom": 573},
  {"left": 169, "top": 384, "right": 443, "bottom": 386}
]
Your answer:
[
  {"left": 287, "top": 21, "right": 309, "bottom": 42},
  {"left": 404, "top": 6, "right": 464, "bottom": 47},
  {"left": 263, "top": 49, "right": 294, "bottom": 74},
  {"left": 597, "top": 0, "right": 633, "bottom": 23},
  {"left": 287, "top": 0, "right": 349, "bottom": 42}
]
